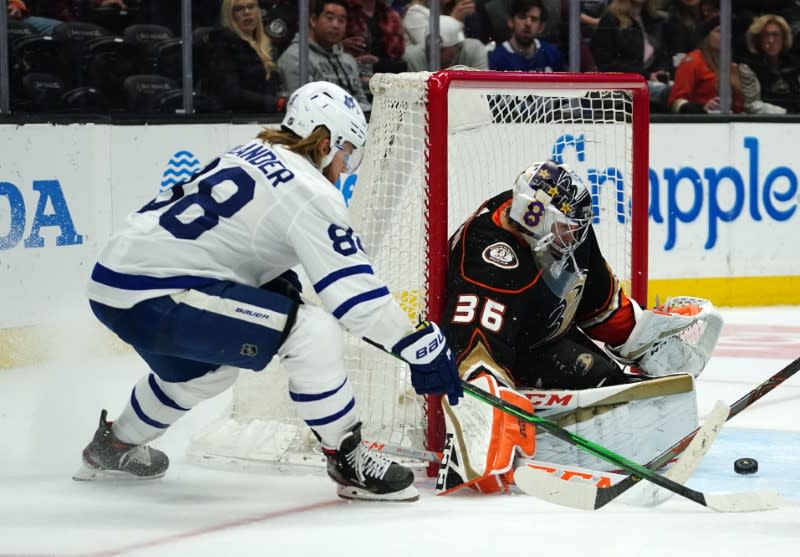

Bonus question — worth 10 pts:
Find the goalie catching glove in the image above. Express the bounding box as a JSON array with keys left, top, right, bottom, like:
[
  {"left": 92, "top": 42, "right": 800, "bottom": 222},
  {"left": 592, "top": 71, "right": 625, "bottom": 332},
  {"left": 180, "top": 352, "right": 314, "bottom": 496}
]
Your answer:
[
  {"left": 391, "top": 321, "right": 463, "bottom": 405},
  {"left": 607, "top": 296, "right": 723, "bottom": 378}
]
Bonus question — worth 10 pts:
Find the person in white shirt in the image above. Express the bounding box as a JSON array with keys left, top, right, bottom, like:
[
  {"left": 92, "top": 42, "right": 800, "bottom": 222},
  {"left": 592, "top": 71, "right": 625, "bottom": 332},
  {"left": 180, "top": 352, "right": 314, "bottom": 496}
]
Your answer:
[
  {"left": 73, "top": 81, "right": 462, "bottom": 503},
  {"left": 403, "top": 0, "right": 477, "bottom": 45},
  {"left": 403, "top": 14, "right": 488, "bottom": 70}
]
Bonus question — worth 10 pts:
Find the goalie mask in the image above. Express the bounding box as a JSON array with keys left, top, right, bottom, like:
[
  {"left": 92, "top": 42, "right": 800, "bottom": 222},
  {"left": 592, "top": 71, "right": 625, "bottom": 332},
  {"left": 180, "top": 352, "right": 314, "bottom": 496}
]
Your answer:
[
  {"left": 282, "top": 81, "right": 368, "bottom": 173},
  {"left": 508, "top": 160, "right": 593, "bottom": 296}
]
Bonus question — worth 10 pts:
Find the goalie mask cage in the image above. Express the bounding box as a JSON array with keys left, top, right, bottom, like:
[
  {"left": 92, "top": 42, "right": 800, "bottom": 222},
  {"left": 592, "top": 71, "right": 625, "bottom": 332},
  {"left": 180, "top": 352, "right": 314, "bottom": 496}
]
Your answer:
[{"left": 188, "top": 70, "right": 650, "bottom": 476}]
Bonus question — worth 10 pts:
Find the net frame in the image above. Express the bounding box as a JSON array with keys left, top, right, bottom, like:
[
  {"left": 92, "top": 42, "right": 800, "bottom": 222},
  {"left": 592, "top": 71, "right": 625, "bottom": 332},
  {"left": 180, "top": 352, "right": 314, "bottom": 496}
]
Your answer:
[
  {"left": 188, "top": 70, "right": 650, "bottom": 476},
  {"left": 372, "top": 70, "right": 651, "bottom": 471}
]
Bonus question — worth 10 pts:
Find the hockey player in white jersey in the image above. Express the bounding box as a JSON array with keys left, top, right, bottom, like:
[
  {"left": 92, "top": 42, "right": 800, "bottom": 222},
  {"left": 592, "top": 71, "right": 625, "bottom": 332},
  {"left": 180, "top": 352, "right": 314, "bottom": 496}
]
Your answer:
[{"left": 73, "top": 81, "right": 463, "bottom": 502}]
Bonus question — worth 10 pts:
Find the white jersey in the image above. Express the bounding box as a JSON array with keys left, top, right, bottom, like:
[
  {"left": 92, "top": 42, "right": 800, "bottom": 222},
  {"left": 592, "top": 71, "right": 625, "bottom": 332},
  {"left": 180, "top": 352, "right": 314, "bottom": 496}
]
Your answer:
[{"left": 88, "top": 139, "right": 411, "bottom": 347}]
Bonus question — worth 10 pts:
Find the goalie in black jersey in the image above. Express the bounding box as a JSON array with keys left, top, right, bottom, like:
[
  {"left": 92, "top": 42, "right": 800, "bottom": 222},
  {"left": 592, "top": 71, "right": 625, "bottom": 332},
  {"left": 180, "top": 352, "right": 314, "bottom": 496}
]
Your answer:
[
  {"left": 444, "top": 159, "right": 636, "bottom": 391},
  {"left": 436, "top": 159, "right": 723, "bottom": 494}
]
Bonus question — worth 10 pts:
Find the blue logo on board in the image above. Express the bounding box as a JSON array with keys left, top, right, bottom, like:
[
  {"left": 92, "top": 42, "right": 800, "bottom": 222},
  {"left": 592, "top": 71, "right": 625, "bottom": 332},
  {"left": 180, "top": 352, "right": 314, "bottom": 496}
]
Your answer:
[
  {"left": 160, "top": 150, "right": 201, "bottom": 191},
  {"left": 0, "top": 180, "right": 83, "bottom": 250}
]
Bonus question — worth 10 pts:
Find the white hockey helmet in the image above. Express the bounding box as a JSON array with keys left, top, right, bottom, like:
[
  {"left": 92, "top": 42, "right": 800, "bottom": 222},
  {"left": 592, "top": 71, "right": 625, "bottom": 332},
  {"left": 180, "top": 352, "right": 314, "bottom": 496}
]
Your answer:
[
  {"left": 281, "top": 81, "right": 368, "bottom": 173},
  {"left": 508, "top": 160, "right": 594, "bottom": 297},
  {"left": 508, "top": 160, "right": 593, "bottom": 259}
]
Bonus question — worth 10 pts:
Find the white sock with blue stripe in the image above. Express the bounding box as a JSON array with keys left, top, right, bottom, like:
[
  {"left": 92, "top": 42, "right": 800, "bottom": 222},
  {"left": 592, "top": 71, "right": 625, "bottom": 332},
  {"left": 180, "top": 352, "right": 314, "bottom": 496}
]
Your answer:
[
  {"left": 112, "top": 367, "right": 239, "bottom": 445},
  {"left": 289, "top": 376, "right": 359, "bottom": 448}
]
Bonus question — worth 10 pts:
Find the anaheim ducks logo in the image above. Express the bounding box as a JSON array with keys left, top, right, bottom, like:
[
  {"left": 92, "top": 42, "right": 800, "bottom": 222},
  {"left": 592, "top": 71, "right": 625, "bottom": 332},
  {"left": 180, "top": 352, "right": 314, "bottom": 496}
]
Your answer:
[
  {"left": 482, "top": 242, "right": 518, "bottom": 269},
  {"left": 575, "top": 353, "right": 594, "bottom": 375}
]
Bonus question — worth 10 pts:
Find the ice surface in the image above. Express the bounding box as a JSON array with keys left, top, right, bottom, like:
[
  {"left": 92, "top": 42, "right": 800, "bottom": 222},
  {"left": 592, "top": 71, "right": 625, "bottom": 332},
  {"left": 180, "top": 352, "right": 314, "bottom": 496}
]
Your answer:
[{"left": 1, "top": 304, "right": 799, "bottom": 556}]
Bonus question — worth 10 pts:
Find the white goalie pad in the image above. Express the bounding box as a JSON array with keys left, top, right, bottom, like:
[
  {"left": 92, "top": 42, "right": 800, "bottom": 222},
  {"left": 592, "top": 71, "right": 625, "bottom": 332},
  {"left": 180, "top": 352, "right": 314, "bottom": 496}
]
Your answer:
[
  {"left": 610, "top": 296, "right": 724, "bottom": 377},
  {"left": 437, "top": 373, "right": 536, "bottom": 494},
  {"left": 519, "top": 374, "right": 698, "bottom": 472}
]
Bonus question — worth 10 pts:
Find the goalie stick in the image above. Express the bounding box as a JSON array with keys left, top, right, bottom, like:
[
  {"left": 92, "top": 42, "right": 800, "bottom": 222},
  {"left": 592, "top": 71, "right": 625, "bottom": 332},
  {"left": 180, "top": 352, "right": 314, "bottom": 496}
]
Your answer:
[
  {"left": 368, "top": 405, "right": 757, "bottom": 510},
  {"left": 369, "top": 418, "right": 717, "bottom": 498},
  {"left": 515, "top": 355, "right": 800, "bottom": 510},
  {"left": 369, "top": 443, "right": 676, "bottom": 495},
  {"left": 460, "top": 380, "right": 781, "bottom": 512},
  {"left": 514, "top": 399, "right": 769, "bottom": 511}
]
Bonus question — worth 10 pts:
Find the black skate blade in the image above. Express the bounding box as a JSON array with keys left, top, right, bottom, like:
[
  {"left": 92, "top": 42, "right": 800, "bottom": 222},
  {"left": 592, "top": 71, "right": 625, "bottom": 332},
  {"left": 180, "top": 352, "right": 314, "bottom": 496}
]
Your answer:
[
  {"left": 336, "top": 484, "right": 420, "bottom": 502},
  {"left": 72, "top": 463, "right": 165, "bottom": 482}
]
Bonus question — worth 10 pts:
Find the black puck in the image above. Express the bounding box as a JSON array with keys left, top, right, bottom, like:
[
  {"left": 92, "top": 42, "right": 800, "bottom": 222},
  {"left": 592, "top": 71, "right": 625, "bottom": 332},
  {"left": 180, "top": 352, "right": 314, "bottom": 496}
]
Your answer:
[{"left": 734, "top": 457, "right": 758, "bottom": 475}]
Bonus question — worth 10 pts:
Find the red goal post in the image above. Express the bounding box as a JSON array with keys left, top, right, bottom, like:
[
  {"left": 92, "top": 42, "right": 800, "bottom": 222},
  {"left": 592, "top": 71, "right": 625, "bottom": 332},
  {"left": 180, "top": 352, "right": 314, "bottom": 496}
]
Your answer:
[{"left": 188, "top": 70, "right": 650, "bottom": 476}]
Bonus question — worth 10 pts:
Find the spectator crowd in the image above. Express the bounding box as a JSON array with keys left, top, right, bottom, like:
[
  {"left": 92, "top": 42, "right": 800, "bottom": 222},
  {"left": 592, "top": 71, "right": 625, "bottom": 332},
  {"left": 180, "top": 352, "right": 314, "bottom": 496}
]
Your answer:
[{"left": 4, "top": 0, "right": 800, "bottom": 115}]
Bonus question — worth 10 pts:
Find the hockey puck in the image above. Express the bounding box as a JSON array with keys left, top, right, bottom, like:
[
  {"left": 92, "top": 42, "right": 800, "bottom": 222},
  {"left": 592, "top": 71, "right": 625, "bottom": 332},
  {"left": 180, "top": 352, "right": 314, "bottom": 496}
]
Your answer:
[{"left": 734, "top": 457, "right": 758, "bottom": 475}]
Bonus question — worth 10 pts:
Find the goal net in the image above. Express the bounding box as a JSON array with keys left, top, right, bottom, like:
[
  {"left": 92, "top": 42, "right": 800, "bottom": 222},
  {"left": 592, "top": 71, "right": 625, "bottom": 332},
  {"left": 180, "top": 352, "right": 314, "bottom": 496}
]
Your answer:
[{"left": 188, "top": 70, "right": 650, "bottom": 474}]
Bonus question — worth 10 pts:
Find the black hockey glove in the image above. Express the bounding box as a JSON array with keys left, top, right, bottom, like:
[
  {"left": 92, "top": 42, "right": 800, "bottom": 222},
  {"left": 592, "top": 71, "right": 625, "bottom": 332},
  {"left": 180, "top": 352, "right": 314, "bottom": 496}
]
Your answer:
[
  {"left": 391, "top": 321, "right": 463, "bottom": 405},
  {"left": 260, "top": 270, "right": 303, "bottom": 304}
]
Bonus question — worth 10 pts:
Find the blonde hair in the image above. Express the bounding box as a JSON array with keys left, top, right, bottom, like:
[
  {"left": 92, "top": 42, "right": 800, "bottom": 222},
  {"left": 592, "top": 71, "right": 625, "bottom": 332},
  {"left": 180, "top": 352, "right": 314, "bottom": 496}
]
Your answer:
[
  {"left": 746, "top": 14, "right": 793, "bottom": 54},
  {"left": 256, "top": 126, "right": 331, "bottom": 167},
  {"left": 606, "top": 0, "right": 659, "bottom": 29},
  {"left": 221, "top": 0, "right": 276, "bottom": 76}
]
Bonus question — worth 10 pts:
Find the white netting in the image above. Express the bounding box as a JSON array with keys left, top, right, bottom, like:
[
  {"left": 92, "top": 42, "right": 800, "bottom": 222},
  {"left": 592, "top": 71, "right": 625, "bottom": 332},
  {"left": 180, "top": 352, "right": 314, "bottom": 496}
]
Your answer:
[{"left": 188, "top": 71, "right": 646, "bottom": 472}]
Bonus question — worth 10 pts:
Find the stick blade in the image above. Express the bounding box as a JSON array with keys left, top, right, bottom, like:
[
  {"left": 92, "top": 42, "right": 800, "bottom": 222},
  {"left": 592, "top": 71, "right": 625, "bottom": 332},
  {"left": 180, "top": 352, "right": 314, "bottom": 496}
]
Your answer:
[
  {"left": 513, "top": 466, "right": 601, "bottom": 510},
  {"left": 620, "top": 399, "right": 730, "bottom": 507},
  {"left": 514, "top": 400, "right": 733, "bottom": 511},
  {"left": 704, "top": 490, "right": 783, "bottom": 512}
]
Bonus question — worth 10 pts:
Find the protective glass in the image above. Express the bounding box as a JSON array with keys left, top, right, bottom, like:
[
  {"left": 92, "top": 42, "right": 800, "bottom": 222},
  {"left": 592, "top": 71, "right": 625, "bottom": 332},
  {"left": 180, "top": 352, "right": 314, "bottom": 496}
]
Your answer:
[
  {"left": 535, "top": 247, "right": 585, "bottom": 298},
  {"left": 515, "top": 203, "right": 590, "bottom": 298}
]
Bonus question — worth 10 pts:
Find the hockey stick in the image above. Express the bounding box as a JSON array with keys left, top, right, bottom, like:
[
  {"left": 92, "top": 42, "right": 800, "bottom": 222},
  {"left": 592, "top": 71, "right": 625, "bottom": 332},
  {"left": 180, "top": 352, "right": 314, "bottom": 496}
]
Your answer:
[
  {"left": 636, "top": 355, "right": 800, "bottom": 471},
  {"left": 371, "top": 441, "right": 673, "bottom": 494},
  {"left": 516, "top": 355, "right": 800, "bottom": 510},
  {"left": 363, "top": 334, "right": 785, "bottom": 509},
  {"left": 370, "top": 408, "right": 737, "bottom": 508},
  {"left": 461, "top": 379, "right": 780, "bottom": 512},
  {"left": 515, "top": 399, "right": 743, "bottom": 510},
  {"left": 370, "top": 419, "right": 713, "bottom": 497}
]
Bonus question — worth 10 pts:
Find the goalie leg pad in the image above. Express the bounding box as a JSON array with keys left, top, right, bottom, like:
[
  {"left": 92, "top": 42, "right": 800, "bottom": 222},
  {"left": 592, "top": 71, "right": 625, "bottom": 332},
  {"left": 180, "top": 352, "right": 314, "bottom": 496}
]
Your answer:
[
  {"left": 436, "top": 372, "right": 536, "bottom": 494},
  {"left": 521, "top": 374, "right": 699, "bottom": 471}
]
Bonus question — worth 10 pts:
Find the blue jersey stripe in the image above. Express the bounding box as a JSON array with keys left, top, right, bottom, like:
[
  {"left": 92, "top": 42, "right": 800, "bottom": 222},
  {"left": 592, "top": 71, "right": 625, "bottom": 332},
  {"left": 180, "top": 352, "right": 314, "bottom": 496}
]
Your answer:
[
  {"left": 130, "top": 388, "right": 170, "bottom": 429},
  {"left": 289, "top": 377, "right": 348, "bottom": 402},
  {"left": 148, "top": 374, "right": 190, "bottom": 412},
  {"left": 313, "top": 264, "right": 374, "bottom": 293},
  {"left": 303, "top": 397, "right": 356, "bottom": 427},
  {"left": 332, "top": 287, "right": 390, "bottom": 319},
  {"left": 92, "top": 263, "right": 221, "bottom": 291}
]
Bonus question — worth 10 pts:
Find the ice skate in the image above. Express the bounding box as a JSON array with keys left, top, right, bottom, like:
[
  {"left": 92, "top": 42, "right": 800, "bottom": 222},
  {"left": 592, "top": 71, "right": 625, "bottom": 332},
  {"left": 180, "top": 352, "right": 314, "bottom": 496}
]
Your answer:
[
  {"left": 72, "top": 409, "right": 169, "bottom": 481},
  {"left": 323, "top": 422, "right": 418, "bottom": 502}
]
